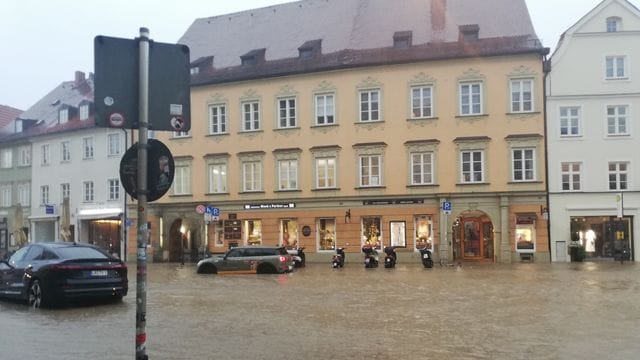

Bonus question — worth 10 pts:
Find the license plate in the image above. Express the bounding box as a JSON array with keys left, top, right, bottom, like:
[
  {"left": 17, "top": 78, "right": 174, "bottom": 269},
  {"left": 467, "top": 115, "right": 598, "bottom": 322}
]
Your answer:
[
  {"left": 423, "top": 254, "right": 429, "bottom": 259},
  {"left": 91, "top": 270, "right": 108, "bottom": 277}
]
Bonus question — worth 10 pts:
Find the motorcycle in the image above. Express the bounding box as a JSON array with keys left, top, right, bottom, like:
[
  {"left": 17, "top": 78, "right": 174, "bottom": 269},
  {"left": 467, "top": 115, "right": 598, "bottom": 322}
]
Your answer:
[
  {"left": 384, "top": 246, "right": 397, "bottom": 268},
  {"left": 331, "top": 247, "right": 345, "bottom": 268},
  {"left": 287, "top": 247, "right": 306, "bottom": 268},
  {"left": 419, "top": 247, "right": 434, "bottom": 268},
  {"left": 362, "top": 244, "right": 379, "bottom": 268}
]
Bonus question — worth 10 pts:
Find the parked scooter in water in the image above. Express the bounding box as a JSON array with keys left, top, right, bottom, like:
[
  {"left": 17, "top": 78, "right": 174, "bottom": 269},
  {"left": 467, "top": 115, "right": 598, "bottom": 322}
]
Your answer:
[
  {"left": 384, "top": 246, "right": 397, "bottom": 268},
  {"left": 362, "top": 244, "right": 379, "bottom": 268},
  {"left": 419, "top": 247, "right": 434, "bottom": 268},
  {"left": 288, "top": 247, "right": 306, "bottom": 268},
  {"left": 331, "top": 247, "right": 345, "bottom": 268}
]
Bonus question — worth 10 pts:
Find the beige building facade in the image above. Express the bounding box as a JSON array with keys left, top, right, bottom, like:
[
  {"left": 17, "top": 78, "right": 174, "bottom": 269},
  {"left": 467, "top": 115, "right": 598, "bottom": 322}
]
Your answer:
[{"left": 127, "top": 0, "right": 549, "bottom": 263}]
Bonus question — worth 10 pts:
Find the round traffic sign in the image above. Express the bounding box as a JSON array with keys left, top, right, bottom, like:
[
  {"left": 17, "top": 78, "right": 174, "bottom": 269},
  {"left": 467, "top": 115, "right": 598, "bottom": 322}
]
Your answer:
[{"left": 196, "top": 204, "right": 206, "bottom": 214}]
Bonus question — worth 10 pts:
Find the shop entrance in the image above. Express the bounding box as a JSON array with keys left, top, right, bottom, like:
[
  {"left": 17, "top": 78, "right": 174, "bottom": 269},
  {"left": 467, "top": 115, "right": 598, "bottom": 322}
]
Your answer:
[
  {"left": 168, "top": 218, "right": 200, "bottom": 263},
  {"left": 570, "top": 216, "right": 634, "bottom": 261},
  {"left": 453, "top": 211, "right": 494, "bottom": 262}
]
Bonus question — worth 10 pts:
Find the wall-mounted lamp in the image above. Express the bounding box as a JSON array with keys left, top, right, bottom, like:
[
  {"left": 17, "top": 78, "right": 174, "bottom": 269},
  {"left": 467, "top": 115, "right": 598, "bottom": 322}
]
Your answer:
[{"left": 345, "top": 209, "right": 351, "bottom": 223}]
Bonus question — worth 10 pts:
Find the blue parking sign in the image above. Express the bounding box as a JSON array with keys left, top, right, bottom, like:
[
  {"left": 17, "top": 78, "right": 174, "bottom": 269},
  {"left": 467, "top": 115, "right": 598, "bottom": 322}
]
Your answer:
[{"left": 442, "top": 201, "right": 452, "bottom": 214}]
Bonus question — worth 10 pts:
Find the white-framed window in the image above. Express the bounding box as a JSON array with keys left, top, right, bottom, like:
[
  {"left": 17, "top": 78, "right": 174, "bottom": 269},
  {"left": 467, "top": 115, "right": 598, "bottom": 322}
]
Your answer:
[
  {"left": 411, "top": 85, "right": 433, "bottom": 118},
  {"left": 411, "top": 152, "right": 433, "bottom": 185},
  {"left": 559, "top": 107, "right": 581, "bottom": 137},
  {"left": 82, "top": 137, "right": 94, "bottom": 159},
  {"left": 108, "top": 179, "right": 120, "bottom": 201},
  {"left": 512, "top": 148, "right": 536, "bottom": 181},
  {"left": 208, "top": 163, "right": 228, "bottom": 194},
  {"left": 79, "top": 104, "right": 89, "bottom": 120},
  {"left": 607, "top": 105, "right": 629, "bottom": 136},
  {"left": 359, "top": 154, "right": 382, "bottom": 187},
  {"left": 242, "top": 101, "right": 260, "bottom": 131},
  {"left": 510, "top": 79, "right": 533, "bottom": 113},
  {"left": 278, "top": 159, "right": 298, "bottom": 190},
  {"left": 61, "top": 183, "right": 70, "bottom": 200},
  {"left": 461, "top": 150, "right": 484, "bottom": 183},
  {"left": 173, "top": 164, "right": 191, "bottom": 195},
  {"left": 359, "top": 89, "right": 380, "bottom": 122},
  {"left": 209, "top": 104, "right": 227, "bottom": 134},
  {"left": 315, "top": 93, "right": 335, "bottom": 125},
  {"left": 605, "top": 56, "right": 627, "bottom": 79},
  {"left": 0, "top": 149, "right": 11, "bottom": 168},
  {"left": 608, "top": 162, "right": 628, "bottom": 190},
  {"left": 17, "top": 182, "right": 29, "bottom": 205},
  {"left": 61, "top": 141, "right": 71, "bottom": 162},
  {"left": 561, "top": 162, "right": 581, "bottom": 191},
  {"left": 0, "top": 184, "right": 10, "bottom": 207},
  {"left": 606, "top": 17, "right": 621, "bottom": 32},
  {"left": 40, "top": 185, "right": 49, "bottom": 205},
  {"left": 59, "top": 108, "right": 68, "bottom": 124},
  {"left": 459, "top": 82, "right": 483, "bottom": 115},
  {"left": 108, "top": 133, "right": 121, "bottom": 156},
  {"left": 172, "top": 130, "right": 190, "bottom": 138},
  {"left": 41, "top": 144, "right": 50, "bottom": 165},
  {"left": 83, "top": 181, "right": 94, "bottom": 202},
  {"left": 18, "top": 146, "right": 30, "bottom": 166},
  {"left": 278, "top": 97, "right": 297, "bottom": 128},
  {"left": 317, "top": 218, "right": 336, "bottom": 251},
  {"left": 242, "top": 161, "right": 262, "bottom": 192},
  {"left": 315, "top": 157, "right": 336, "bottom": 189}
]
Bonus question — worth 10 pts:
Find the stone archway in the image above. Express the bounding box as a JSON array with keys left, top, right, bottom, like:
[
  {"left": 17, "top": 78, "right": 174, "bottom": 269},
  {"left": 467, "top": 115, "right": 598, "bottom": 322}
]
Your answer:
[
  {"left": 452, "top": 210, "right": 495, "bottom": 262},
  {"left": 168, "top": 219, "right": 183, "bottom": 262}
]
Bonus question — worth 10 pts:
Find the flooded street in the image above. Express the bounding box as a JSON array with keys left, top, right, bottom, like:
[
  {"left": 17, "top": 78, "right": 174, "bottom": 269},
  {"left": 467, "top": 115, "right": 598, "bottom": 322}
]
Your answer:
[{"left": 1, "top": 261, "right": 639, "bottom": 359}]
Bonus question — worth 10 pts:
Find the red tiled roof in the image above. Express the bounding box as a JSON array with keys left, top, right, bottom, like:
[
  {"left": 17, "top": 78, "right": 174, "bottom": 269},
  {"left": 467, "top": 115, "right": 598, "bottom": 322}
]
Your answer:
[{"left": 0, "top": 104, "right": 22, "bottom": 130}]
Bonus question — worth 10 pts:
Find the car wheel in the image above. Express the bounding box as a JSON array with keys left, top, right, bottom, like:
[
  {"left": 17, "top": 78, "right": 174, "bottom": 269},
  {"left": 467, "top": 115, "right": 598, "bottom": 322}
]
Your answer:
[
  {"left": 256, "top": 263, "right": 277, "bottom": 274},
  {"left": 28, "top": 279, "right": 47, "bottom": 309},
  {"left": 197, "top": 263, "right": 217, "bottom": 274}
]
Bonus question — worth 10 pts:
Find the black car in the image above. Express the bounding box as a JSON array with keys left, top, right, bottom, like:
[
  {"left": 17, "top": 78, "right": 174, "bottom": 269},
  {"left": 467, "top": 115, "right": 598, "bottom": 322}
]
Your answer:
[{"left": 0, "top": 242, "right": 128, "bottom": 308}]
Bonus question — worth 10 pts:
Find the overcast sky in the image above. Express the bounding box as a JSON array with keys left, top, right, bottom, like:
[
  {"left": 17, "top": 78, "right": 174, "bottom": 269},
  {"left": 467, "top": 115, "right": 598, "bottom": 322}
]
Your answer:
[{"left": 0, "top": 0, "right": 618, "bottom": 110}]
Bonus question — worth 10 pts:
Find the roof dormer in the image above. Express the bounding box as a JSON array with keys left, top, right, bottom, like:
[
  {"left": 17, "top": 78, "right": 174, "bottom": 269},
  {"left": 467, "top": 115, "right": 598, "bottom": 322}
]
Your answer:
[
  {"left": 58, "top": 105, "right": 70, "bottom": 124},
  {"left": 393, "top": 31, "right": 412, "bottom": 49},
  {"left": 78, "top": 100, "right": 92, "bottom": 121},
  {"left": 190, "top": 56, "right": 214, "bottom": 75},
  {"left": 241, "top": 48, "right": 266, "bottom": 66},
  {"left": 298, "top": 39, "right": 322, "bottom": 60},
  {"left": 459, "top": 24, "right": 479, "bottom": 42}
]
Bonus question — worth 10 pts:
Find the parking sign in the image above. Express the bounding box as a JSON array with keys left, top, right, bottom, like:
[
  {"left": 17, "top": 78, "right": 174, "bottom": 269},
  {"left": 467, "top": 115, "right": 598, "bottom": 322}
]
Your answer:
[{"left": 442, "top": 201, "right": 452, "bottom": 214}]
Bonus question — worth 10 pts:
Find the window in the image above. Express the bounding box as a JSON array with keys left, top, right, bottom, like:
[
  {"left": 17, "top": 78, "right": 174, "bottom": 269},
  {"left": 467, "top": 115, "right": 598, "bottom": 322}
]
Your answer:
[
  {"left": 280, "top": 219, "right": 298, "bottom": 249},
  {"left": 362, "top": 217, "right": 382, "bottom": 250},
  {"left": 59, "top": 108, "right": 68, "bottom": 124},
  {"left": 461, "top": 150, "right": 484, "bottom": 183},
  {"left": 83, "top": 181, "right": 94, "bottom": 202},
  {"left": 0, "top": 184, "right": 10, "bottom": 207},
  {"left": 208, "top": 164, "right": 227, "bottom": 193},
  {"left": 415, "top": 215, "right": 433, "bottom": 252},
  {"left": 79, "top": 104, "right": 89, "bottom": 120},
  {"left": 242, "top": 161, "right": 262, "bottom": 192},
  {"left": 108, "top": 134, "right": 121, "bottom": 156},
  {"left": 512, "top": 148, "right": 535, "bottom": 181},
  {"left": 82, "top": 137, "right": 94, "bottom": 159},
  {"left": 173, "top": 164, "right": 191, "bottom": 195},
  {"left": 108, "top": 179, "right": 120, "bottom": 200},
  {"left": 243, "top": 220, "right": 262, "bottom": 245},
  {"left": 278, "top": 159, "right": 298, "bottom": 190},
  {"left": 411, "top": 152, "right": 433, "bottom": 185},
  {"left": 60, "top": 141, "right": 71, "bottom": 162},
  {"left": 61, "top": 183, "right": 70, "bottom": 200},
  {"left": 607, "top": 105, "right": 629, "bottom": 136},
  {"left": 411, "top": 86, "right": 433, "bottom": 118},
  {"left": 608, "top": 162, "right": 628, "bottom": 190},
  {"left": 515, "top": 216, "right": 536, "bottom": 253},
  {"left": 17, "top": 182, "right": 29, "bottom": 205},
  {"left": 209, "top": 104, "right": 227, "bottom": 134},
  {"left": 40, "top": 185, "right": 49, "bottom": 205},
  {"left": 41, "top": 144, "right": 50, "bottom": 165},
  {"left": 606, "top": 56, "right": 626, "bottom": 79},
  {"left": 559, "top": 107, "right": 581, "bottom": 137},
  {"left": 510, "top": 79, "right": 533, "bottom": 113},
  {"left": 318, "top": 218, "right": 336, "bottom": 251},
  {"left": 18, "top": 146, "right": 30, "bottom": 166},
  {"left": 607, "top": 17, "right": 621, "bottom": 32},
  {"left": 173, "top": 131, "right": 190, "bottom": 138},
  {"left": 359, "top": 154, "right": 382, "bottom": 187},
  {"left": 459, "top": 82, "right": 483, "bottom": 115},
  {"left": 316, "top": 157, "right": 336, "bottom": 189},
  {"left": 242, "top": 101, "right": 260, "bottom": 131},
  {"left": 359, "top": 89, "right": 380, "bottom": 122},
  {"left": 0, "top": 149, "right": 11, "bottom": 168},
  {"left": 315, "top": 93, "right": 335, "bottom": 125},
  {"left": 278, "top": 98, "right": 296, "bottom": 128},
  {"left": 561, "top": 162, "right": 581, "bottom": 191}
]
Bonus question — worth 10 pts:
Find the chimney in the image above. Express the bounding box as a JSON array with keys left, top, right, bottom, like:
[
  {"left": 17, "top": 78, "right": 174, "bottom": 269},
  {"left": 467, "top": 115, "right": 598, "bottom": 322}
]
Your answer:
[
  {"left": 74, "top": 71, "right": 86, "bottom": 86},
  {"left": 431, "top": 0, "right": 446, "bottom": 31},
  {"left": 459, "top": 24, "right": 480, "bottom": 42}
]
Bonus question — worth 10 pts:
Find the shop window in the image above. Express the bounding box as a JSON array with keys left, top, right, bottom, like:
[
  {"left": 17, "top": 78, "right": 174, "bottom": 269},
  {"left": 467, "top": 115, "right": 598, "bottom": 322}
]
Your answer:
[
  {"left": 570, "top": 216, "right": 631, "bottom": 259},
  {"left": 414, "top": 215, "right": 433, "bottom": 251},
  {"left": 362, "top": 217, "right": 382, "bottom": 250},
  {"left": 318, "top": 218, "right": 335, "bottom": 251},
  {"left": 281, "top": 219, "right": 299, "bottom": 249},
  {"left": 243, "top": 220, "right": 262, "bottom": 245},
  {"left": 515, "top": 215, "right": 536, "bottom": 253}
]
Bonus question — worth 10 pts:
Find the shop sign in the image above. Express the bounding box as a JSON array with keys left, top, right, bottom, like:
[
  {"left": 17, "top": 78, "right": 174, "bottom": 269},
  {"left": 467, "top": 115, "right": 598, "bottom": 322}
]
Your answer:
[
  {"left": 363, "top": 199, "right": 424, "bottom": 205},
  {"left": 243, "top": 203, "right": 296, "bottom": 210}
]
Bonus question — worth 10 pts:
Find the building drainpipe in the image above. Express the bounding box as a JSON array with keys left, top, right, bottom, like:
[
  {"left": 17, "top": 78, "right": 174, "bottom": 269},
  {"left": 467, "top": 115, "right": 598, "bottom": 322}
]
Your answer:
[
  {"left": 122, "top": 128, "right": 128, "bottom": 262},
  {"left": 542, "top": 51, "right": 552, "bottom": 262}
]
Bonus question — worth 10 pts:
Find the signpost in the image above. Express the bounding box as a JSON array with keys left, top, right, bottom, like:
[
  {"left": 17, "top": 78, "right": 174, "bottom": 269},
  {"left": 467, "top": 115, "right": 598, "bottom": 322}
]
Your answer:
[{"left": 94, "top": 28, "right": 190, "bottom": 360}]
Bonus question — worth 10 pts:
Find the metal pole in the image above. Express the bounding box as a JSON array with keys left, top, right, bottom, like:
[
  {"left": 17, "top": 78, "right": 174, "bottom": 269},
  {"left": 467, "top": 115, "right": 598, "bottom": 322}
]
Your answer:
[{"left": 135, "top": 27, "right": 150, "bottom": 360}]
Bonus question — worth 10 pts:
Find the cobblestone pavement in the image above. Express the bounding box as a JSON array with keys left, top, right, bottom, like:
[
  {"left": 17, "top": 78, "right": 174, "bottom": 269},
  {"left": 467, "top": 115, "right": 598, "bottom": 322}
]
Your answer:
[{"left": 1, "top": 261, "right": 639, "bottom": 359}]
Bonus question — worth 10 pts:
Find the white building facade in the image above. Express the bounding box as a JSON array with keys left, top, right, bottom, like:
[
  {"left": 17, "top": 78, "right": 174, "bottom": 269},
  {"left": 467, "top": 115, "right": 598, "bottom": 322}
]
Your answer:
[{"left": 547, "top": 0, "right": 640, "bottom": 261}]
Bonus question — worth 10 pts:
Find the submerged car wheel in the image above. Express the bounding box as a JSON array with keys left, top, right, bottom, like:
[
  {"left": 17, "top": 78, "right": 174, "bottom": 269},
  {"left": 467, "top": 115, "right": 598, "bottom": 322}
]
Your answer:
[
  {"left": 28, "top": 279, "right": 46, "bottom": 309},
  {"left": 256, "top": 263, "right": 277, "bottom": 274},
  {"left": 197, "top": 263, "right": 218, "bottom": 274}
]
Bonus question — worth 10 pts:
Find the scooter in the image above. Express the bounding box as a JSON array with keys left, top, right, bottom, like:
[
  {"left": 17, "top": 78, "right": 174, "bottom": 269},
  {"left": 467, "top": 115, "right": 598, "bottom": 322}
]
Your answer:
[
  {"left": 419, "top": 247, "right": 434, "bottom": 268},
  {"left": 288, "top": 247, "right": 306, "bottom": 268},
  {"left": 331, "top": 247, "right": 345, "bottom": 268},
  {"left": 384, "top": 246, "right": 397, "bottom": 268},
  {"left": 362, "top": 244, "right": 379, "bottom": 268}
]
